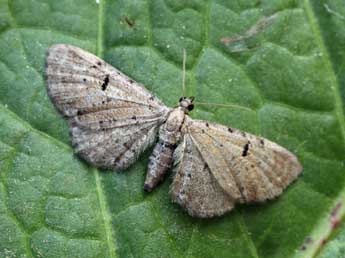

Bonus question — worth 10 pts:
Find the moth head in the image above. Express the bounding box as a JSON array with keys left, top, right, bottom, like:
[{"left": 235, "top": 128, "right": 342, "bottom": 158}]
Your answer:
[{"left": 179, "top": 96, "right": 194, "bottom": 112}]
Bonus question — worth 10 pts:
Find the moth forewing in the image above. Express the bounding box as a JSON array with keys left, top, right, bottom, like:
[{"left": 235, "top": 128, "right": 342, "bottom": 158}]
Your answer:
[
  {"left": 182, "top": 118, "right": 302, "bottom": 204},
  {"left": 45, "top": 44, "right": 170, "bottom": 170}
]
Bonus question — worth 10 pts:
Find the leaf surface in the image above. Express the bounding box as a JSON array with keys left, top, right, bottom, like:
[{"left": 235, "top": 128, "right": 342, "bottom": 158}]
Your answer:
[{"left": 0, "top": 0, "right": 344, "bottom": 258}]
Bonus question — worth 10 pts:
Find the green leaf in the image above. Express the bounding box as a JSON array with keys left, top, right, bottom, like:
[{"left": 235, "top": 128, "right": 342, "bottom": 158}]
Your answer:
[
  {"left": 0, "top": 0, "right": 344, "bottom": 258},
  {"left": 317, "top": 223, "right": 345, "bottom": 258}
]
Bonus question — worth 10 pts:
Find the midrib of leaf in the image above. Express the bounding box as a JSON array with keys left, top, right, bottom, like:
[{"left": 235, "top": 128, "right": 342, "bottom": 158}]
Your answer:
[
  {"left": 290, "top": 1, "right": 345, "bottom": 257},
  {"left": 94, "top": 169, "right": 117, "bottom": 258},
  {"left": 93, "top": 0, "right": 117, "bottom": 257},
  {"left": 292, "top": 190, "right": 345, "bottom": 258}
]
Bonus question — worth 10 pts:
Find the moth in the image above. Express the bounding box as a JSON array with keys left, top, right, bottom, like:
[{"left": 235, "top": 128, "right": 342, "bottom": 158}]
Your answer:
[{"left": 45, "top": 44, "right": 302, "bottom": 218}]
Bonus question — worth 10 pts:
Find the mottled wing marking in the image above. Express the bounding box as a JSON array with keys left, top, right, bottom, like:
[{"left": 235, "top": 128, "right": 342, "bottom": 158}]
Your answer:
[
  {"left": 46, "top": 44, "right": 170, "bottom": 169},
  {"left": 185, "top": 117, "right": 302, "bottom": 204},
  {"left": 170, "top": 134, "right": 235, "bottom": 218},
  {"left": 171, "top": 116, "right": 302, "bottom": 217},
  {"left": 70, "top": 121, "right": 159, "bottom": 169}
]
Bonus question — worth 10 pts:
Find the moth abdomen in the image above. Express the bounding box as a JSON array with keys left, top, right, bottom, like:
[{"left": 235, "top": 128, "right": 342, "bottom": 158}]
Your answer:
[{"left": 144, "top": 140, "right": 175, "bottom": 192}]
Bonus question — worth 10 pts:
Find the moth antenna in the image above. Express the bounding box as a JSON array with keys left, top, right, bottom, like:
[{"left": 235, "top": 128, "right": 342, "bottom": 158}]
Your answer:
[
  {"left": 182, "top": 48, "right": 186, "bottom": 97},
  {"left": 194, "top": 101, "right": 253, "bottom": 112}
]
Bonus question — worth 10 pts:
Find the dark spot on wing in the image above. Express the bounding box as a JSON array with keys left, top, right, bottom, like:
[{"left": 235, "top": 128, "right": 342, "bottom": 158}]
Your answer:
[
  {"left": 205, "top": 122, "right": 209, "bottom": 127},
  {"left": 228, "top": 127, "right": 233, "bottom": 133},
  {"left": 128, "top": 79, "right": 134, "bottom": 84},
  {"left": 83, "top": 78, "right": 86, "bottom": 82},
  {"left": 260, "top": 139, "right": 265, "bottom": 145},
  {"left": 132, "top": 115, "right": 137, "bottom": 120},
  {"left": 149, "top": 96, "right": 154, "bottom": 101},
  {"left": 123, "top": 142, "right": 131, "bottom": 149},
  {"left": 114, "top": 156, "right": 121, "bottom": 164},
  {"left": 97, "top": 61, "right": 102, "bottom": 66},
  {"left": 91, "top": 65, "right": 97, "bottom": 69},
  {"left": 242, "top": 142, "right": 250, "bottom": 157},
  {"left": 101, "top": 75, "right": 110, "bottom": 91}
]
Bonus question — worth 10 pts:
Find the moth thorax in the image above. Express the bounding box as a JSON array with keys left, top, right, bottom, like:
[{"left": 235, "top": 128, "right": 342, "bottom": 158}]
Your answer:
[{"left": 165, "top": 108, "right": 185, "bottom": 132}]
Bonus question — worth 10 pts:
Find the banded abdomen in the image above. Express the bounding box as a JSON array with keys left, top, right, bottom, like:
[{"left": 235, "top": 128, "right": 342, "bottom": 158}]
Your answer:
[{"left": 144, "top": 107, "right": 185, "bottom": 191}]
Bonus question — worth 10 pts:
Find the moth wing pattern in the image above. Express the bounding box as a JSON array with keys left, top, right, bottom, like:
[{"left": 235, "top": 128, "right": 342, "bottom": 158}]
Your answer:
[
  {"left": 171, "top": 134, "right": 235, "bottom": 218},
  {"left": 171, "top": 116, "right": 302, "bottom": 218},
  {"left": 45, "top": 44, "right": 170, "bottom": 169}
]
